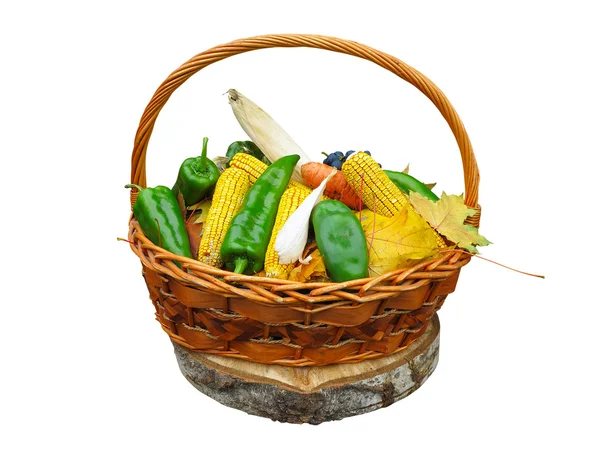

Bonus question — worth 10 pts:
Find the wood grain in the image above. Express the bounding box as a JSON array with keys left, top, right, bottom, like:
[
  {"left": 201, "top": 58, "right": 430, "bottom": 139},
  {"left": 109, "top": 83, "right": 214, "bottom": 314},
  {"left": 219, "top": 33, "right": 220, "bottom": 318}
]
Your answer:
[{"left": 173, "top": 314, "right": 440, "bottom": 424}]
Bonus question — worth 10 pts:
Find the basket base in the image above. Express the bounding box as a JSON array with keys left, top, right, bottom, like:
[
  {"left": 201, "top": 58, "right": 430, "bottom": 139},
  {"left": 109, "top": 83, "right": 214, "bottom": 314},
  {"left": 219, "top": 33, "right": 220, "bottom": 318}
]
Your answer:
[{"left": 173, "top": 314, "right": 440, "bottom": 424}]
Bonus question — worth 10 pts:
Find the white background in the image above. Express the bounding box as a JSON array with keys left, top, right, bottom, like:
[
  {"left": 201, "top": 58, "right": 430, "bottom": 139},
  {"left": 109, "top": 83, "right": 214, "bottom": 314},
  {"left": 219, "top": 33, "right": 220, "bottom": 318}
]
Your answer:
[{"left": 2, "top": 1, "right": 598, "bottom": 449}]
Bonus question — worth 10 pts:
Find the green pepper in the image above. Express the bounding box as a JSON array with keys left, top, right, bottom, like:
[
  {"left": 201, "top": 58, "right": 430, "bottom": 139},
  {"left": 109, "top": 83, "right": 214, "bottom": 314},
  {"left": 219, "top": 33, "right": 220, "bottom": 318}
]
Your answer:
[
  {"left": 311, "top": 200, "right": 369, "bottom": 282},
  {"left": 383, "top": 170, "right": 439, "bottom": 202},
  {"left": 226, "top": 140, "right": 270, "bottom": 166},
  {"left": 173, "top": 137, "right": 220, "bottom": 206},
  {"left": 220, "top": 154, "right": 299, "bottom": 274},
  {"left": 126, "top": 184, "right": 192, "bottom": 262}
]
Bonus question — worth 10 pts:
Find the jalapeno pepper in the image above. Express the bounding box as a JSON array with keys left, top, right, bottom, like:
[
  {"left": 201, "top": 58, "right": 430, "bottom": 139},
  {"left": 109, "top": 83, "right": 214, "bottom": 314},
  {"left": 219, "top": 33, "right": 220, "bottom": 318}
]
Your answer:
[
  {"left": 226, "top": 140, "right": 270, "bottom": 166},
  {"left": 311, "top": 200, "right": 369, "bottom": 282},
  {"left": 126, "top": 184, "right": 192, "bottom": 261},
  {"left": 173, "top": 137, "right": 220, "bottom": 206},
  {"left": 383, "top": 170, "right": 439, "bottom": 202},
  {"left": 220, "top": 154, "right": 299, "bottom": 274}
]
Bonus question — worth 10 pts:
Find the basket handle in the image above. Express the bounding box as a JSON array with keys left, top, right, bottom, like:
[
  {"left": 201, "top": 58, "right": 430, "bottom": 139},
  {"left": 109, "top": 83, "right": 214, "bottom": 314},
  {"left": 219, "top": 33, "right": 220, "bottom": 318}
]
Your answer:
[{"left": 130, "top": 34, "right": 481, "bottom": 226}]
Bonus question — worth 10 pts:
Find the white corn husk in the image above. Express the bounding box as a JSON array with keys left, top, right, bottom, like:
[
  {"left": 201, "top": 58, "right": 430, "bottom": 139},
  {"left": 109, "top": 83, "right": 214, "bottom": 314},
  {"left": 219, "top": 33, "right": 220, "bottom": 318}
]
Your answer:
[
  {"left": 211, "top": 156, "right": 230, "bottom": 173},
  {"left": 228, "top": 89, "right": 312, "bottom": 184},
  {"left": 275, "top": 169, "right": 337, "bottom": 264}
]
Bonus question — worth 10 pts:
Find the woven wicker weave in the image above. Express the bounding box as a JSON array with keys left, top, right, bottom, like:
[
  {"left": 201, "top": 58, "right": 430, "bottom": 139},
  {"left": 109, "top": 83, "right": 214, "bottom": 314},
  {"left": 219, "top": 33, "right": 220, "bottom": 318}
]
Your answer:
[{"left": 127, "top": 34, "right": 481, "bottom": 367}]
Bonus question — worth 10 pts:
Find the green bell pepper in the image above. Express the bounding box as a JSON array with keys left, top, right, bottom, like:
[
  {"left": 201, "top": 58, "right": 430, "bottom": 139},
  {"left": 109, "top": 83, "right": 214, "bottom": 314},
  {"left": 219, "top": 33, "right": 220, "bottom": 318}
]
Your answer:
[
  {"left": 383, "top": 170, "right": 439, "bottom": 202},
  {"left": 220, "top": 154, "right": 299, "bottom": 274},
  {"left": 311, "top": 200, "right": 369, "bottom": 282},
  {"left": 126, "top": 184, "right": 192, "bottom": 261},
  {"left": 226, "top": 141, "right": 270, "bottom": 166},
  {"left": 173, "top": 137, "right": 220, "bottom": 206}
]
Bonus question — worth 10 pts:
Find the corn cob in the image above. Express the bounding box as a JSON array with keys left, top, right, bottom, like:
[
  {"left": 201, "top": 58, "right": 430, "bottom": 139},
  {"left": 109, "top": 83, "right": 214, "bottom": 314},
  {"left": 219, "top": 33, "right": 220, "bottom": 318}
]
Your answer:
[
  {"left": 264, "top": 186, "right": 312, "bottom": 279},
  {"left": 197, "top": 167, "right": 250, "bottom": 267},
  {"left": 342, "top": 152, "right": 446, "bottom": 248},
  {"left": 342, "top": 152, "right": 411, "bottom": 216},
  {"left": 230, "top": 153, "right": 311, "bottom": 193}
]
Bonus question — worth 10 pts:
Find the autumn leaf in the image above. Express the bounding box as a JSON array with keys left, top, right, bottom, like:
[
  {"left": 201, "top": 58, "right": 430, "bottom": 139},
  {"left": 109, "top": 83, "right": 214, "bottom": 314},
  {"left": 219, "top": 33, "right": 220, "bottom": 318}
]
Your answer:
[
  {"left": 288, "top": 249, "right": 329, "bottom": 282},
  {"left": 185, "top": 220, "right": 203, "bottom": 260},
  {"left": 409, "top": 192, "right": 491, "bottom": 253},
  {"left": 356, "top": 209, "right": 440, "bottom": 277},
  {"left": 183, "top": 198, "right": 212, "bottom": 259},
  {"left": 176, "top": 190, "right": 187, "bottom": 218},
  {"left": 186, "top": 198, "right": 212, "bottom": 224}
]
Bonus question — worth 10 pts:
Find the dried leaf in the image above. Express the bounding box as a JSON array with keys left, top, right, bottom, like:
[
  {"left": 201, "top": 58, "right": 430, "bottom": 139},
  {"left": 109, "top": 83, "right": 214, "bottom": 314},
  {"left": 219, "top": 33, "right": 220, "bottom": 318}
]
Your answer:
[
  {"left": 409, "top": 192, "right": 491, "bottom": 253},
  {"left": 185, "top": 218, "right": 203, "bottom": 260},
  {"left": 176, "top": 190, "right": 186, "bottom": 218},
  {"left": 185, "top": 198, "right": 212, "bottom": 224},
  {"left": 357, "top": 209, "right": 440, "bottom": 277},
  {"left": 183, "top": 198, "right": 212, "bottom": 259},
  {"left": 288, "top": 249, "right": 329, "bottom": 282}
]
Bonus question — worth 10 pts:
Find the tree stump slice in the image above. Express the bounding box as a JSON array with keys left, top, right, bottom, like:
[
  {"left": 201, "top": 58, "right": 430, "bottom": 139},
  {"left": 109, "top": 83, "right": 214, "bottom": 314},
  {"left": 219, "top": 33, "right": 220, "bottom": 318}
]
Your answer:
[{"left": 173, "top": 314, "right": 440, "bottom": 424}]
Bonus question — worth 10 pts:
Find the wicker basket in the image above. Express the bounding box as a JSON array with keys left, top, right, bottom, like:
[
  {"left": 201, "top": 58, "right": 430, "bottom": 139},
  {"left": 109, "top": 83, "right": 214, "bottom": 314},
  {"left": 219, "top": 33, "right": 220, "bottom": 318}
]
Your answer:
[{"left": 127, "top": 34, "right": 481, "bottom": 367}]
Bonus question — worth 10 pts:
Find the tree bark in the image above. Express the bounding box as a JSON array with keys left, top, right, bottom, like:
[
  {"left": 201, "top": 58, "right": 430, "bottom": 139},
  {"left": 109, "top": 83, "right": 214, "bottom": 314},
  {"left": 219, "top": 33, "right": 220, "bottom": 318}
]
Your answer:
[{"left": 174, "top": 314, "right": 440, "bottom": 424}]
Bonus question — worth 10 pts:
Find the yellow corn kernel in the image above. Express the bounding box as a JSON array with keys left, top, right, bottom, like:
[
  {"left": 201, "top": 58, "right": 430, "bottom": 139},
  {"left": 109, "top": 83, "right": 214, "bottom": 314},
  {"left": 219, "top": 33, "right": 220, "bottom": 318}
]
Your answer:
[
  {"left": 229, "top": 153, "right": 266, "bottom": 183},
  {"left": 264, "top": 186, "right": 311, "bottom": 279},
  {"left": 230, "top": 153, "right": 311, "bottom": 193},
  {"left": 197, "top": 167, "right": 250, "bottom": 267},
  {"left": 342, "top": 152, "right": 446, "bottom": 248},
  {"left": 342, "top": 152, "right": 413, "bottom": 217}
]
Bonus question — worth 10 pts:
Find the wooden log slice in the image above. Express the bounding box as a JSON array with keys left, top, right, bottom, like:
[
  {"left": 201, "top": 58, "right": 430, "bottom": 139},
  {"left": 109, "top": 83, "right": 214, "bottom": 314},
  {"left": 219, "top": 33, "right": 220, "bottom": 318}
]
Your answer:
[{"left": 173, "top": 314, "right": 440, "bottom": 424}]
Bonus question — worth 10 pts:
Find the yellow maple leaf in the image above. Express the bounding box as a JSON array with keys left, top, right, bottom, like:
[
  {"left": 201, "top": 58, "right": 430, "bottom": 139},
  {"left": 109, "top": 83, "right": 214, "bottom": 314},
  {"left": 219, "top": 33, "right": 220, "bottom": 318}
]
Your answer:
[
  {"left": 287, "top": 249, "right": 329, "bottom": 282},
  {"left": 356, "top": 209, "right": 440, "bottom": 277},
  {"left": 409, "top": 192, "right": 491, "bottom": 253}
]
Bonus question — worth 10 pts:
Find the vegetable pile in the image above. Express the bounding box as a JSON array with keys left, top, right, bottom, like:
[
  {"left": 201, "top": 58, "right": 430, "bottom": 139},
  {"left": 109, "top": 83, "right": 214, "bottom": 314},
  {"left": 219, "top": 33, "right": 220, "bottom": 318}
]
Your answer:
[{"left": 128, "top": 89, "right": 490, "bottom": 283}]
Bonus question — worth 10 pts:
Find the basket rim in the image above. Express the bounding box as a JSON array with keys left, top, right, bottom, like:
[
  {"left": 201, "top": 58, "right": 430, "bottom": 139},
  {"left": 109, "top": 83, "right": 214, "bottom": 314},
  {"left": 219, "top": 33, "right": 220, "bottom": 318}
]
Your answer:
[{"left": 128, "top": 218, "right": 471, "bottom": 306}]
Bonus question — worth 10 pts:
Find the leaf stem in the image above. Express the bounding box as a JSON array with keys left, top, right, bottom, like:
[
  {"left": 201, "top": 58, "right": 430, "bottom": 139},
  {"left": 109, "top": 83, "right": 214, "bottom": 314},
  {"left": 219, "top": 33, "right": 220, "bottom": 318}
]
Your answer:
[
  {"left": 369, "top": 194, "right": 377, "bottom": 254},
  {"left": 441, "top": 249, "right": 545, "bottom": 279},
  {"left": 186, "top": 197, "right": 206, "bottom": 225},
  {"left": 358, "top": 173, "right": 365, "bottom": 223}
]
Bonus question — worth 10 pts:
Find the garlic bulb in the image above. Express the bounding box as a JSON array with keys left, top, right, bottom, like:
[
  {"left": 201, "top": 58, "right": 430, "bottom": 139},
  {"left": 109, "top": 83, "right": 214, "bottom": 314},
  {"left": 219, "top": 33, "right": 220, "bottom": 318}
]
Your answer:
[
  {"left": 275, "top": 168, "right": 337, "bottom": 264},
  {"left": 227, "top": 89, "right": 312, "bottom": 184}
]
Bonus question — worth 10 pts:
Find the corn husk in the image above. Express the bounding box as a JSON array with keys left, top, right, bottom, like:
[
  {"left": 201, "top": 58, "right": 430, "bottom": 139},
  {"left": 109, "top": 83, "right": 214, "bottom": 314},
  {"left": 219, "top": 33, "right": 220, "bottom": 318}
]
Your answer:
[
  {"left": 227, "top": 89, "right": 312, "bottom": 184},
  {"left": 275, "top": 169, "right": 337, "bottom": 264},
  {"left": 212, "top": 156, "right": 230, "bottom": 173}
]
